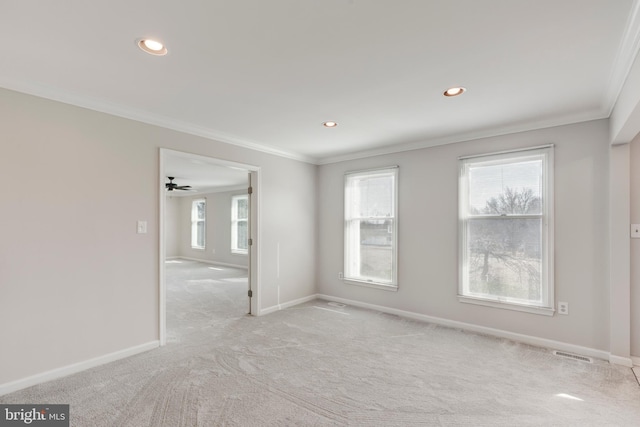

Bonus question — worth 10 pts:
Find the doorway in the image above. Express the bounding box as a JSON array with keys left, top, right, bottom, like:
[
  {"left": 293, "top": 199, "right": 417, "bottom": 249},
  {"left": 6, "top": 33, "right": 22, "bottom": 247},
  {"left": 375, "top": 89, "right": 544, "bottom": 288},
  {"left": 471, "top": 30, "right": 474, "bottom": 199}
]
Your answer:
[{"left": 159, "top": 148, "right": 260, "bottom": 346}]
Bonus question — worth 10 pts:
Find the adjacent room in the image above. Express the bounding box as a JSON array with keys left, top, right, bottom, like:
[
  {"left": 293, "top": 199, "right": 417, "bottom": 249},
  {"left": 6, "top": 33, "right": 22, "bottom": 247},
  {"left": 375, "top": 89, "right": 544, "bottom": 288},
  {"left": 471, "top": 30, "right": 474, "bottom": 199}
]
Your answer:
[
  {"left": 163, "top": 150, "right": 253, "bottom": 333},
  {"left": 1, "top": 1, "right": 640, "bottom": 425}
]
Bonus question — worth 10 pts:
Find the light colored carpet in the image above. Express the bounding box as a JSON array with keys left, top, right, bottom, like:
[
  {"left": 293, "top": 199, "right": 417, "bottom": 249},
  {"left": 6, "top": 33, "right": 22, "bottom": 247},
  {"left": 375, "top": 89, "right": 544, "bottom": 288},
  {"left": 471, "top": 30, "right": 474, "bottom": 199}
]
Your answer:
[{"left": 2, "top": 260, "right": 639, "bottom": 426}]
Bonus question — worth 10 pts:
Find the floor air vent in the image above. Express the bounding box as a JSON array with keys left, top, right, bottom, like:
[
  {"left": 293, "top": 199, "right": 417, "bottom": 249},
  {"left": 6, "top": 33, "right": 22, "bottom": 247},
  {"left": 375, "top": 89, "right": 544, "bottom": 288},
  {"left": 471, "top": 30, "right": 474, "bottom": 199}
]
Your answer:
[
  {"left": 553, "top": 350, "right": 593, "bottom": 363},
  {"left": 327, "top": 302, "right": 346, "bottom": 308}
]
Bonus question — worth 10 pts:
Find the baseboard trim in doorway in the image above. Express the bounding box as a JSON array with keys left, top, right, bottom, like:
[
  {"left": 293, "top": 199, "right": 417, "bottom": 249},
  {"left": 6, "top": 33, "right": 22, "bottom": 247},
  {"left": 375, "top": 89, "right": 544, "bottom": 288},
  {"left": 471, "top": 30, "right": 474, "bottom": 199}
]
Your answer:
[
  {"left": 260, "top": 294, "right": 318, "bottom": 316},
  {"left": 0, "top": 341, "right": 159, "bottom": 396},
  {"left": 172, "top": 256, "right": 248, "bottom": 270}
]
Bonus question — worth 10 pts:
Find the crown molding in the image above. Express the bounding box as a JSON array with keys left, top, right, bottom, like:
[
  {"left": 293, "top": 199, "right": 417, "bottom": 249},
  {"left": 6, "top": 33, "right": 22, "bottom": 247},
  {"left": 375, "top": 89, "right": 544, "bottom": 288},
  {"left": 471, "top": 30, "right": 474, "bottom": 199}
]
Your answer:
[
  {"left": 0, "top": 79, "right": 318, "bottom": 165},
  {"left": 316, "top": 110, "right": 607, "bottom": 165},
  {"left": 604, "top": 0, "right": 640, "bottom": 115}
]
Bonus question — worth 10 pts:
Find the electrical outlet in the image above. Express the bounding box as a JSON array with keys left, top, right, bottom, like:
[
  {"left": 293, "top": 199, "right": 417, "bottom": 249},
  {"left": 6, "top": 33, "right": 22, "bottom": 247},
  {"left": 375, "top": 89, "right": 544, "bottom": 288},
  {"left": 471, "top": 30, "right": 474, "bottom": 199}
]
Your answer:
[
  {"left": 338, "top": 272, "right": 344, "bottom": 279},
  {"left": 558, "top": 301, "right": 569, "bottom": 315},
  {"left": 632, "top": 224, "right": 640, "bottom": 239}
]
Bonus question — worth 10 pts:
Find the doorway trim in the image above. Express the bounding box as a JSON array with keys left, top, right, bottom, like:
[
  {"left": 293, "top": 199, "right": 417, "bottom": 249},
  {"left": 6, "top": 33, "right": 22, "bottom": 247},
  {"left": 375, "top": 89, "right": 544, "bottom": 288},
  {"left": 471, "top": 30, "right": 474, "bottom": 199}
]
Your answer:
[{"left": 159, "top": 148, "right": 261, "bottom": 346}]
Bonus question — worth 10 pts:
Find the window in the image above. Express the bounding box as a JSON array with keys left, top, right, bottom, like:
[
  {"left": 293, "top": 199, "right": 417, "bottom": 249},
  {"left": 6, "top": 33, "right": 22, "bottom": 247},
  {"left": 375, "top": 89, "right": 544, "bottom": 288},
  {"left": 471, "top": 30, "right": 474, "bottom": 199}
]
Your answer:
[
  {"left": 458, "top": 146, "right": 554, "bottom": 315},
  {"left": 191, "top": 199, "right": 206, "bottom": 249},
  {"left": 231, "top": 194, "right": 249, "bottom": 254},
  {"left": 344, "top": 167, "right": 398, "bottom": 289}
]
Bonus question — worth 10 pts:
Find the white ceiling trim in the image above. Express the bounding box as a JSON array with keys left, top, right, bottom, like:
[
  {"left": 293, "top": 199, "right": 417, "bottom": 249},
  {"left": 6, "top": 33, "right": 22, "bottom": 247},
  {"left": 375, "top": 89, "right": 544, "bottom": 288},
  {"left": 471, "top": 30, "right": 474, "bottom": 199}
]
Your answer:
[
  {"left": 604, "top": 0, "right": 640, "bottom": 116},
  {"left": 0, "top": 73, "right": 619, "bottom": 167},
  {"left": 0, "top": 78, "right": 317, "bottom": 165},
  {"left": 317, "top": 110, "right": 608, "bottom": 165}
]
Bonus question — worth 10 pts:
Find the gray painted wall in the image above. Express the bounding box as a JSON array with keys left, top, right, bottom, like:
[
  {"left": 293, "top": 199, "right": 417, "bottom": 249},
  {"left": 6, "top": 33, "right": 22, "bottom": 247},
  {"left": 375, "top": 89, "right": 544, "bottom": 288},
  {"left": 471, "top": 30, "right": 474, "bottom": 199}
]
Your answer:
[
  {"left": 318, "top": 119, "right": 610, "bottom": 352},
  {"left": 173, "top": 190, "right": 249, "bottom": 268},
  {"left": 165, "top": 196, "right": 180, "bottom": 258},
  {"left": 0, "top": 87, "right": 317, "bottom": 385}
]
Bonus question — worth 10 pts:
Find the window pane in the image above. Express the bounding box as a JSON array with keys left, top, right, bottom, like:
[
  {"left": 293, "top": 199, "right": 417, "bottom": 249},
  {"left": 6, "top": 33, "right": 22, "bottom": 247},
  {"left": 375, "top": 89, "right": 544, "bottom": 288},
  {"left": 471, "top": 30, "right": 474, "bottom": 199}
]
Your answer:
[
  {"left": 237, "top": 197, "right": 248, "bottom": 220},
  {"left": 197, "top": 201, "right": 206, "bottom": 220},
  {"left": 196, "top": 221, "right": 205, "bottom": 248},
  {"left": 358, "top": 219, "right": 394, "bottom": 282},
  {"left": 467, "top": 218, "right": 542, "bottom": 302},
  {"left": 468, "top": 159, "right": 542, "bottom": 215},
  {"left": 191, "top": 200, "right": 206, "bottom": 248},
  {"left": 237, "top": 220, "right": 248, "bottom": 250},
  {"left": 348, "top": 174, "right": 394, "bottom": 218}
]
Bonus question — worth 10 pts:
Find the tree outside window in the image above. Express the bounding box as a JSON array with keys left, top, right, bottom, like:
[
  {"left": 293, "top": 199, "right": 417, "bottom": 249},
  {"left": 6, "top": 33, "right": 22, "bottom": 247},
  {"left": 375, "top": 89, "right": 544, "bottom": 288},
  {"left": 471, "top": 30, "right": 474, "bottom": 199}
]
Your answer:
[{"left": 459, "top": 146, "right": 553, "bottom": 313}]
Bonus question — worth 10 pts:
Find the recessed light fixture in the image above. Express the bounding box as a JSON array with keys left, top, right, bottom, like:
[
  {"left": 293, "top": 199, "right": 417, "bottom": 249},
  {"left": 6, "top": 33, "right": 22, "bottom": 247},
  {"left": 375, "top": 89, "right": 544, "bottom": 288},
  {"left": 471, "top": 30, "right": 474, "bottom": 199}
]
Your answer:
[
  {"left": 137, "top": 38, "right": 168, "bottom": 56},
  {"left": 323, "top": 121, "right": 338, "bottom": 128},
  {"left": 443, "top": 86, "right": 466, "bottom": 97}
]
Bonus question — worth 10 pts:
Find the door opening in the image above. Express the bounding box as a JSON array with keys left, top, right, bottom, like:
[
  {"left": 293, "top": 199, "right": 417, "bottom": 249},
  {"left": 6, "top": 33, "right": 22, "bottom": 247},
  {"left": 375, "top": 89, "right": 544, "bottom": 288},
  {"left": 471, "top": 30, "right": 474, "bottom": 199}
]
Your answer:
[{"left": 159, "top": 148, "right": 260, "bottom": 346}]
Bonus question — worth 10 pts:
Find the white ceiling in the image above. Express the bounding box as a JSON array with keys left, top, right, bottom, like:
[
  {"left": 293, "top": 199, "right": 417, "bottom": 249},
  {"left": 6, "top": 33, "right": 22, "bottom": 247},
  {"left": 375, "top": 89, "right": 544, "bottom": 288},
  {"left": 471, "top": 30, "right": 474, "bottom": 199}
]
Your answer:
[
  {"left": 1, "top": 1, "right": 638, "bottom": 165},
  {"left": 164, "top": 151, "right": 248, "bottom": 195}
]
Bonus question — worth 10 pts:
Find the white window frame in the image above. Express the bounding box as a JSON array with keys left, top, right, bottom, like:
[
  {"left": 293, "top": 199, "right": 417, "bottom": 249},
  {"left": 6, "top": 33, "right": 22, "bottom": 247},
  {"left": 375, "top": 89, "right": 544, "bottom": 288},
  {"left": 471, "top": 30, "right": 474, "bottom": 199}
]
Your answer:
[
  {"left": 191, "top": 199, "right": 206, "bottom": 250},
  {"left": 458, "top": 145, "right": 554, "bottom": 316},
  {"left": 231, "top": 194, "right": 249, "bottom": 255},
  {"left": 344, "top": 166, "right": 398, "bottom": 290}
]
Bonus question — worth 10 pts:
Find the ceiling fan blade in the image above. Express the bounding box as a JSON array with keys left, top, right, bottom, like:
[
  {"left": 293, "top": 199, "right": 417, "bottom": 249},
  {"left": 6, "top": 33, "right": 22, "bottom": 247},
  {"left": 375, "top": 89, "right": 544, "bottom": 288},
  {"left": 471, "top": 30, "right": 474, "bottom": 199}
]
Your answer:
[{"left": 176, "top": 186, "right": 192, "bottom": 190}]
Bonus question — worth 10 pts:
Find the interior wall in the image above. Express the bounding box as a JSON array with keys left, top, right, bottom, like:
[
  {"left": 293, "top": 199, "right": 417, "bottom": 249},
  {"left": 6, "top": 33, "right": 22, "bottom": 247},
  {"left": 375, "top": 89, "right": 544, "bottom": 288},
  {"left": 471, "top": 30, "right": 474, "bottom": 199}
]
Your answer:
[
  {"left": 175, "top": 190, "right": 249, "bottom": 268},
  {"left": 0, "top": 87, "right": 317, "bottom": 386},
  {"left": 631, "top": 133, "right": 640, "bottom": 358},
  {"left": 318, "top": 119, "right": 610, "bottom": 352},
  {"left": 164, "top": 196, "right": 180, "bottom": 258}
]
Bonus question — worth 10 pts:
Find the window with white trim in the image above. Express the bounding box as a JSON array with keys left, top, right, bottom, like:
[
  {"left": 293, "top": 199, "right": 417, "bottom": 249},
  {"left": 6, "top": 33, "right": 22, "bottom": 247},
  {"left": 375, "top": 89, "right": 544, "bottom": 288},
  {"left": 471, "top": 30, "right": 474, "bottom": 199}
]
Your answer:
[
  {"left": 344, "top": 167, "right": 398, "bottom": 289},
  {"left": 458, "top": 146, "right": 554, "bottom": 315},
  {"left": 231, "top": 194, "right": 248, "bottom": 254},
  {"left": 191, "top": 199, "right": 206, "bottom": 249}
]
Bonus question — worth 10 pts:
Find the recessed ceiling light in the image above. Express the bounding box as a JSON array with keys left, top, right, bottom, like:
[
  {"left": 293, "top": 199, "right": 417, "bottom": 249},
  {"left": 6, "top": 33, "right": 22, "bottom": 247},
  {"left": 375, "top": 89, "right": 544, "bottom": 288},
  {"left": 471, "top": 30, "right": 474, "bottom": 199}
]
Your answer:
[
  {"left": 323, "top": 121, "right": 338, "bottom": 128},
  {"left": 444, "top": 87, "right": 466, "bottom": 97},
  {"left": 137, "top": 38, "right": 168, "bottom": 56}
]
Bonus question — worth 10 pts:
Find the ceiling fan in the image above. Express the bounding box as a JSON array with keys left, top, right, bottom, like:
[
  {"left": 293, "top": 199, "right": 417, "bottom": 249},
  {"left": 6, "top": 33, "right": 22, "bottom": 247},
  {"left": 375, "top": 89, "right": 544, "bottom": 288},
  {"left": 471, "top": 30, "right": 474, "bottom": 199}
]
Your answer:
[{"left": 165, "top": 177, "right": 192, "bottom": 191}]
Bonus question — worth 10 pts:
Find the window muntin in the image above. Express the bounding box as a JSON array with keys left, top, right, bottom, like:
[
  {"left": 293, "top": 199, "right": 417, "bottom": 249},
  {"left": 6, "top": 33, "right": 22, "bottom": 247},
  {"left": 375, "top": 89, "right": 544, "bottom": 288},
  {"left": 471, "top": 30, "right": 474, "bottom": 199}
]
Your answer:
[
  {"left": 191, "top": 199, "right": 206, "bottom": 249},
  {"left": 344, "top": 167, "right": 398, "bottom": 289},
  {"left": 231, "top": 195, "right": 248, "bottom": 254},
  {"left": 459, "top": 146, "right": 553, "bottom": 313}
]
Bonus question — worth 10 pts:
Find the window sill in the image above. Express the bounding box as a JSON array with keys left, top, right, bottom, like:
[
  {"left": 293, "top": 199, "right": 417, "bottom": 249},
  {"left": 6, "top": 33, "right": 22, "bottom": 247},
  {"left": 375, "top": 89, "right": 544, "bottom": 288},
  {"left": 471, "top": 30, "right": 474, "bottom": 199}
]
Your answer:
[
  {"left": 458, "top": 295, "right": 554, "bottom": 316},
  {"left": 231, "top": 250, "right": 248, "bottom": 256},
  {"left": 344, "top": 278, "right": 398, "bottom": 292}
]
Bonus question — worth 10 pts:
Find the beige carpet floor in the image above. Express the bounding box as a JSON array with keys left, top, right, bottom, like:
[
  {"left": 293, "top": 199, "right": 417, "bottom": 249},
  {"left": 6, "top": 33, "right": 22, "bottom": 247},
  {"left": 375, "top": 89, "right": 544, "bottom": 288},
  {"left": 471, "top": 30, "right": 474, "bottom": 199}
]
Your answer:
[{"left": 2, "top": 260, "right": 640, "bottom": 426}]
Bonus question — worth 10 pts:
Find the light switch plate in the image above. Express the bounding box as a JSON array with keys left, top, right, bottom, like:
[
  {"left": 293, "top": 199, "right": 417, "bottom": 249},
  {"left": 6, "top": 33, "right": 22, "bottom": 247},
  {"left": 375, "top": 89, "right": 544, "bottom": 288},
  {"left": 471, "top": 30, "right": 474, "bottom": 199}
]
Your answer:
[
  {"left": 632, "top": 224, "right": 640, "bottom": 239},
  {"left": 137, "top": 220, "right": 147, "bottom": 234}
]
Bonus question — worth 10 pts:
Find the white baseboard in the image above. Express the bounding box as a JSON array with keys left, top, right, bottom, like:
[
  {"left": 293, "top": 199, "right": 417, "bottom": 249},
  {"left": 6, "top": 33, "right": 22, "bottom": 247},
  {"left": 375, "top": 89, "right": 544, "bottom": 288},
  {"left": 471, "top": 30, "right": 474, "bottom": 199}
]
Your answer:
[
  {"left": 0, "top": 341, "right": 159, "bottom": 396},
  {"left": 172, "top": 256, "right": 248, "bottom": 270},
  {"left": 260, "top": 294, "right": 318, "bottom": 316},
  {"left": 609, "top": 354, "right": 634, "bottom": 367},
  {"left": 316, "top": 294, "right": 615, "bottom": 363}
]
